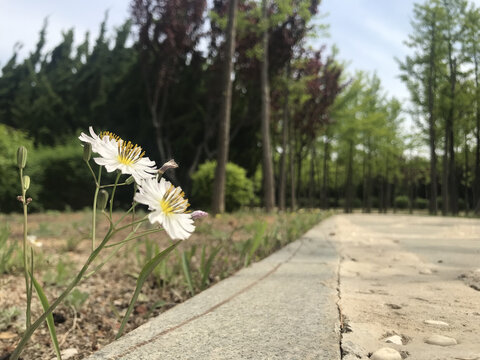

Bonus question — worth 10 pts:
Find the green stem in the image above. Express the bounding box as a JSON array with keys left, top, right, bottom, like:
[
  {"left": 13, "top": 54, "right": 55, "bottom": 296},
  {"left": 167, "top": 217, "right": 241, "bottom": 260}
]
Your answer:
[
  {"left": 85, "top": 161, "right": 99, "bottom": 187},
  {"left": 91, "top": 166, "right": 102, "bottom": 251},
  {"left": 19, "top": 168, "right": 31, "bottom": 331},
  {"left": 114, "top": 203, "right": 137, "bottom": 228},
  {"left": 109, "top": 172, "right": 122, "bottom": 217},
  {"left": 85, "top": 222, "right": 157, "bottom": 278},
  {"left": 100, "top": 182, "right": 130, "bottom": 189},
  {"left": 105, "top": 227, "right": 164, "bottom": 249},
  {"left": 114, "top": 215, "right": 149, "bottom": 232},
  {"left": 10, "top": 226, "right": 115, "bottom": 360}
]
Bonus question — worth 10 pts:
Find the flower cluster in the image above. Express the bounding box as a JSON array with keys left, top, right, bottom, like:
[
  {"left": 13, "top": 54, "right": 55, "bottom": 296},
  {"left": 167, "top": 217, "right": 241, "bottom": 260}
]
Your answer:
[{"left": 79, "top": 126, "right": 200, "bottom": 240}]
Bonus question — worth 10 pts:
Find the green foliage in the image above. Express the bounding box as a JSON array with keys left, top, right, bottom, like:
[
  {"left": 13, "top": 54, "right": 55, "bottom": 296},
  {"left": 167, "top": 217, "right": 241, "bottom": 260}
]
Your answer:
[
  {"left": 181, "top": 250, "right": 195, "bottom": 295},
  {"left": 0, "top": 125, "right": 34, "bottom": 212},
  {"left": 242, "top": 221, "right": 267, "bottom": 267},
  {"left": 65, "top": 288, "right": 89, "bottom": 311},
  {"left": 191, "top": 161, "right": 254, "bottom": 211},
  {"left": 42, "top": 259, "right": 74, "bottom": 286},
  {"left": 415, "top": 198, "right": 428, "bottom": 209},
  {"left": 0, "top": 224, "right": 18, "bottom": 274},
  {"left": 28, "top": 140, "right": 94, "bottom": 211},
  {"left": 0, "top": 306, "right": 21, "bottom": 331},
  {"left": 394, "top": 195, "right": 409, "bottom": 209}
]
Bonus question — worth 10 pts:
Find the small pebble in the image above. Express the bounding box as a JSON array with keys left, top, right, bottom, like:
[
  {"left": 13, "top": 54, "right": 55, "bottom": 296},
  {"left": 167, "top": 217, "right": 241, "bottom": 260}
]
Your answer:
[
  {"left": 384, "top": 335, "right": 403, "bottom": 345},
  {"left": 370, "top": 347, "right": 402, "bottom": 360},
  {"left": 386, "top": 303, "right": 402, "bottom": 310},
  {"left": 424, "top": 319, "right": 449, "bottom": 327},
  {"left": 51, "top": 348, "right": 78, "bottom": 360},
  {"left": 425, "top": 334, "right": 457, "bottom": 346},
  {"left": 419, "top": 268, "right": 433, "bottom": 275}
]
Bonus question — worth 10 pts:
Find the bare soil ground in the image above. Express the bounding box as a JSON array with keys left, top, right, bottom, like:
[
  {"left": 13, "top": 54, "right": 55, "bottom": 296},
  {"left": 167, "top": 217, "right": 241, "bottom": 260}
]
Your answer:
[{"left": 0, "top": 210, "right": 323, "bottom": 360}]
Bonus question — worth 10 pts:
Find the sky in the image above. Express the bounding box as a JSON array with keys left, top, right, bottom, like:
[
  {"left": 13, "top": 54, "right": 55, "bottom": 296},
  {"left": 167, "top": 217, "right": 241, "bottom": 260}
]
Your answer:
[{"left": 0, "top": 0, "right": 471, "bottom": 133}]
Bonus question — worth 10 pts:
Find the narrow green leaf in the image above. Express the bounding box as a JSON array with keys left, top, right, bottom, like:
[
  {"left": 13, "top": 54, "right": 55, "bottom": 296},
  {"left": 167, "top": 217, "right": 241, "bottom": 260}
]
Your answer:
[
  {"left": 181, "top": 251, "right": 195, "bottom": 296},
  {"left": 201, "top": 246, "right": 221, "bottom": 289},
  {"left": 199, "top": 244, "right": 207, "bottom": 280},
  {"left": 30, "top": 273, "right": 62, "bottom": 360},
  {"left": 116, "top": 240, "right": 181, "bottom": 339}
]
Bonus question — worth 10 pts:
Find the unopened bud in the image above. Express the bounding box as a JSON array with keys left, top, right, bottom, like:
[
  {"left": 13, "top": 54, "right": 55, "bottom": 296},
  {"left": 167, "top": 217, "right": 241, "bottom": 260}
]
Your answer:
[
  {"left": 17, "top": 195, "right": 24, "bottom": 202},
  {"left": 17, "top": 146, "right": 27, "bottom": 169},
  {"left": 191, "top": 210, "right": 208, "bottom": 220},
  {"left": 125, "top": 176, "right": 135, "bottom": 185},
  {"left": 23, "top": 175, "right": 30, "bottom": 191},
  {"left": 82, "top": 143, "right": 92, "bottom": 162},
  {"left": 158, "top": 159, "right": 178, "bottom": 176},
  {"left": 97, "top": 190, "right": 109, "bottom": 210},
  {"left": 26, "top": 197, "right": 32, "bottom": 205}
]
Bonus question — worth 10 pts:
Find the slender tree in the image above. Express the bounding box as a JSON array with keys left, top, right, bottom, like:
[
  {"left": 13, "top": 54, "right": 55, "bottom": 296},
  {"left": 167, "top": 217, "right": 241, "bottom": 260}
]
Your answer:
[
  {"left": 260, "top": 0, "right": 276, "bottom": 211},
  {"left": 212, "top": 0, "right": 239, "bottom": 214}
]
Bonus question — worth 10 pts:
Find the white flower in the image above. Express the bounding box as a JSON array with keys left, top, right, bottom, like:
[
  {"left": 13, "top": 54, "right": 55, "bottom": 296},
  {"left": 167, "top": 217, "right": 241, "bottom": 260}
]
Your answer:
[
  {"left": 27, "top": 235, "right": 43, "bottom": 248},
  {"left": 78, "top": 126, "right": 117, "bottom": 153},
  {"left": 134, "top": 177, "right": 195, "bottom": 240},
  {"left": 79, "top": 127, "right": 157, "bottom": 183}
]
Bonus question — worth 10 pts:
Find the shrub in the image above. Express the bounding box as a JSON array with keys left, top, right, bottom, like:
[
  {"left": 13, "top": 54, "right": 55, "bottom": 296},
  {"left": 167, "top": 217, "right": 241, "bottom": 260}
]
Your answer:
[
  {"left": 415, "top": 198, "right": 428, "bottom": 209},
  {"left": 191, "top": 161, "right": 254, "bottom": 211},
  {"left": 394, "top": 195, "right": 409, "bottom": 209},
  {"left": 28, "top": 140, "right": 94, "bottom": 210},
  {"left": 0, "top": 125, "right": 34, "bottom": 212},
  {"left": 28, "top": 139, "right": 134, "bottom": 211}
]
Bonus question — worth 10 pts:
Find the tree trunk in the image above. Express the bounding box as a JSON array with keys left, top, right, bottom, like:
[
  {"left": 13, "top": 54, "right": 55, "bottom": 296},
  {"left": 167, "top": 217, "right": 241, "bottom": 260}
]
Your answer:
[
  {"left": 211, "top": 0, "right": 238, "bottom": 214},
  {"left": 321, "top": 133, "right": 329, "bottom": 209},
  {"left": 278, "top": 63, "right": 290, "bottom": 211},
  {"left": 465, "top": 133, "right": 470, "bottom": 215},
  {"left": 442, "top": 132, "right": 449, "bottom": 215},
  {"left": 474, "top": 48, "right": 480, "bottom": 213},
  {"left": 308, "top": 142, "right": 316, "bottom": 208},
  {"left": 344, "top": 140, "right": 354, "bottom": 213},
  {"left": 289, "top": 124, "right": 296, "bottom": 210},
  {"left": 261, "top": 0, "right": 275, "bottom": 211},
  {"left": 427, "top": 17, "right": 438, "bottom": 215}
]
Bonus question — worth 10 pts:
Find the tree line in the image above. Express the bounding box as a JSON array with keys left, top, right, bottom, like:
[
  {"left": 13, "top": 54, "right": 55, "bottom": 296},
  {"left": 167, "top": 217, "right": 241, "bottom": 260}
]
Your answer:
[{"left": 1, "top": 0, "right": 480, "bottom": 215}]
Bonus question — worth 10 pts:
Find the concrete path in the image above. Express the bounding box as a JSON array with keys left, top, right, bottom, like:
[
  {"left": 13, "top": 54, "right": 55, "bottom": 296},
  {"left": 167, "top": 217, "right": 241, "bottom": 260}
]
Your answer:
[
  {"left": 332, "top": 214, "right": 480, "bottom": 360},
  {"left": 87, "top": 220, "right": 341, "bottom": 360},
  {"left": 87, "top": 214, "right": 480, "bottom": 360}
]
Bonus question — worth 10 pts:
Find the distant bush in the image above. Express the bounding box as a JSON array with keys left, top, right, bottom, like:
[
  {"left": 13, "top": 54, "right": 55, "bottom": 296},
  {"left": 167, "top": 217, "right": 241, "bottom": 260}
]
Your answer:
[
  {"left": 415, "top": 198, "right": 428, "bottom": 209},
  {"left": 394, "top": 195, "right": 409, "bottom": 209},
  {"left": 28, "top": 141, "right": 94, "bottom": 210},
  {"left": 191, "top": 161, "right": 254, "bottom": 211},
  {"left": 0, "top": 125, "right": 34, "bottom": 212}
]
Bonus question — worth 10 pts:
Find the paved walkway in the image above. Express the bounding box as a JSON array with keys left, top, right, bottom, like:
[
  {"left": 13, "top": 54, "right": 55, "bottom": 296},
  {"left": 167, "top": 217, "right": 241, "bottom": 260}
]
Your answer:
[
  {"left": 88, "top": 214, "right": 480, "bottom": 360},
  {"left": 87, "top": 221, "right": 341, "bottom": 360}
]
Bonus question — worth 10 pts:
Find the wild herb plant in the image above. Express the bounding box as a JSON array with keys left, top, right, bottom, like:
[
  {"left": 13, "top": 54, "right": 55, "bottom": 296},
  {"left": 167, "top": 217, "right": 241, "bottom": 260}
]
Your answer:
[
  {"left": 10, "top": 127, "right": 206, "bottom": 360},
  {"left": 0, "top": 225, "right": 18, "bottom": 274}
]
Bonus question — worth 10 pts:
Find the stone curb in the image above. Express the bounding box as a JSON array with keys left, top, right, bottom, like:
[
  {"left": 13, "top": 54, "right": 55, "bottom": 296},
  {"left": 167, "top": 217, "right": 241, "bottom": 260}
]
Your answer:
[{"left": 86, "top": 221, "right": 340, "bottom": 360}]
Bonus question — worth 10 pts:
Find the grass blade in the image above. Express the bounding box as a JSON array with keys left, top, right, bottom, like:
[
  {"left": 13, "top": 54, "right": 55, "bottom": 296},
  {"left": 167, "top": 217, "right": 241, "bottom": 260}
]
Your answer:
[
  {"left": 201, "top": 246, "right": 221, "bottom": 289},
  {"left": 30, "top": 272, "right": 62, "bottom": 360},
  {"left": 181, "top": 251, "right": 195, "bottom": 296},
  {"left": 116, "top": 240, "right": 181, "bottom": 339}
]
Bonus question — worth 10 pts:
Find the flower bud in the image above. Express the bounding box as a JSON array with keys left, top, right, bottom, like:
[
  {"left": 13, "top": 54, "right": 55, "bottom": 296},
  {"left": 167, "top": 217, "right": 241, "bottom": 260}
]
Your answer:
[
  {"left": 191, "top": 210, "right": 208, "bottom": 220},
  {"left": 97, "top": 190, "right": 109, "bottom": 210},
  {"left": 26, "top": 197, "right": 33, "bottom": 205},
  {"left": 158, "top": 159, "right": 178, "bottom": 176},
  {"left": 23, "top": 175, "right": 30, "bottom": 191},
  {"left": 125, "top": 176, "right": 135, "bottom": 185},
  {"left": 17, "top": 195, "right": 23, "bottom": 202},
  {"left": 17, "top": 146, "right": 27, "bottom": 169},
  {"left": 82, "top": 143, "right": 92, "bottom": 162}
]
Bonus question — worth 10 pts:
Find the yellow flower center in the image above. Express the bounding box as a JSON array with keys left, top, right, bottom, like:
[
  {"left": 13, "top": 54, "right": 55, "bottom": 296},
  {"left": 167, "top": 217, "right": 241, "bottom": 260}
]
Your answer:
[
  {"left": 160, "top": 184, "right": 189, "bottom": 215},
  {"left": 99, "top": 131, "right": 121, "bottom": 142},
  {"left": 117, "top": 141, "right": 145, "bottom": 166}
]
